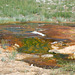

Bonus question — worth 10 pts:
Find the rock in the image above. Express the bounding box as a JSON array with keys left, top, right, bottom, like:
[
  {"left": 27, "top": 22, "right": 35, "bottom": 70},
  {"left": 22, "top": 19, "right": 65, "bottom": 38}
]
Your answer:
[
  {"left": 41, "top": 54, "right": 53, "bottom": 58},
  {"left": 49, "top": 45, "right": 75, "bottom": 54},
  {"left": 51, "top": 45, "right": 59, "bottom": 50},
  {"left": 14, "top": 43, "right": 20, "bottom": 47},
  {"left": 49, "top": 45, "right": 75, "bottom": 59},
  {"left": 57, "top": 45, "right": 75, "bottom": 54},
  {"left": 48, "top": 49, "right": 60, "bottom": 54},
  {"left": 30, "top": 64, "right": 34, "bottom": 67},
  {"left": 68, "top": 52, "right": 75, "bottom": 59},
  {"left": 16, "top": 53, "right": 39, "bottom": 60}
]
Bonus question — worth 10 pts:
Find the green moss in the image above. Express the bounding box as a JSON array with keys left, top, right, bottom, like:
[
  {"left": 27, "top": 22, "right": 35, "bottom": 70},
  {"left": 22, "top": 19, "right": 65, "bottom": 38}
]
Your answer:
[{"left": 17, "top": 38, "right": 51, "bottom": 54}]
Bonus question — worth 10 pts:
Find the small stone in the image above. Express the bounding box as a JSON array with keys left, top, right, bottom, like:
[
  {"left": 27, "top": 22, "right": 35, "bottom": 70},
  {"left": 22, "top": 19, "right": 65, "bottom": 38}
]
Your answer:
[
  {"left": 41, "top": 54, "right": 53, "bottom": 58},
  {"left": 30, "top": 64, "right": 34, "bottom": 67}
]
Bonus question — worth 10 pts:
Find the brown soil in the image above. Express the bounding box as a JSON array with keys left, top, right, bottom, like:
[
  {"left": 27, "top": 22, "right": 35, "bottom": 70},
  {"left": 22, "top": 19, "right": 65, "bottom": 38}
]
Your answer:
[
  {"left": 22, "top": 57, "right": 61, "bottom": 69},
  {"left": 38, "top": 24, "right": 75, "bottom": 43}
]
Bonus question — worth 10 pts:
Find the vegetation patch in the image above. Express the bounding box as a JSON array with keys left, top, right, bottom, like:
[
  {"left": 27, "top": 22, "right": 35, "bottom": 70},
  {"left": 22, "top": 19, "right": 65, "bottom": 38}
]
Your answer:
[
  {"left": 18, "top": 37, "right": 51, "bottom": 54},
  {"left": 0, "top": 0, "right": 75, "bottom": 23}
]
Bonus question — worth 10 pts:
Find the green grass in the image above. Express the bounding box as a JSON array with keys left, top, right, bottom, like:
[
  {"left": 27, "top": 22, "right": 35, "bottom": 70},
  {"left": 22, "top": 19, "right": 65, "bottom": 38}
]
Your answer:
[
  {"left": 0, "top": 0, "right": 75, "bottom": 23},
  {"left": 0, "top": 0, "right": 39, "bottom": 17},
  {"left": 9, "top": 51, "right": 18, "bottom": 60},
  {"left": 1, "top": 39, "right": 8, "bottom": 49},
  {"left": 48, "top": 58, "right": 75, "bottom": 75},
  {"left": 57, "top": 60, "right": 75, "bottom": 74}
]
